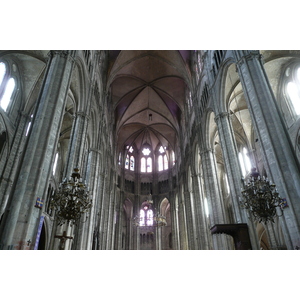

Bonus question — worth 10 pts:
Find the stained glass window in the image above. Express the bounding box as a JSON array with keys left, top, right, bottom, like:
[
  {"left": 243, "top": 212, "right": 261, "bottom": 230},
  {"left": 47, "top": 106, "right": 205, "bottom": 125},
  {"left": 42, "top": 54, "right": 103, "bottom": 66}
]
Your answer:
[
  {"left": 128, "top": 146, "right": 134, "bottom": 153},
  {"left": 147, "top": 209, "right": 153, "bottom": 226},
  {"left": 142, "top": 147, "right": 151, "bottom": 156},
  {"left": 158, "top": 155, "right": 163, "bottom": 171},
  {"left": 239, "top": 152, "right": 246, "bottom": 177},
  {"left": 172, "top": 151, "right": 175, "bottom": 165},
  {"left": 140, "top": 209, "right": 145, "bottom": 226},
  {"left": 146, "top": 157, "right": 152, "bottom": 172},
  {"left": 1, "top": 77, "right": 15, "bottom": 111},
  {"left": 140, "top": 206, "right": 153, "bottom": 226},
  {"left": 159, "top": 146, "right": 165, "bottom": 153},
  {"left": 125, "top": 154, "right": 129, "bottom": 169},
  {"left": 287, "top": 81, "right": 300, "bottom": 115},
  {"left": 130, "top": 156, "right": 135, "bottom": 171},
  {"left": 141, "top": 157, "right": 146, "bottom": 172},
  {"left": 164, "top": 154, "right": 168, "bottom": 170},
  {"left": 0, "top": 62, "right": 5, "bottom": 86},
  {"left": 243, "top": 147, "right": 251, "bottom": 173}
]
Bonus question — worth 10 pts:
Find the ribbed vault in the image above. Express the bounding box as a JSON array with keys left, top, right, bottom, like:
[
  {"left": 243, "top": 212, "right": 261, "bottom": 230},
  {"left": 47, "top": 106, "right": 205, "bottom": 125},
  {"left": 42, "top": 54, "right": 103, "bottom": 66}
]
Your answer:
[{"left": 108, "top": 50, "right": 191, "bottom": 153}]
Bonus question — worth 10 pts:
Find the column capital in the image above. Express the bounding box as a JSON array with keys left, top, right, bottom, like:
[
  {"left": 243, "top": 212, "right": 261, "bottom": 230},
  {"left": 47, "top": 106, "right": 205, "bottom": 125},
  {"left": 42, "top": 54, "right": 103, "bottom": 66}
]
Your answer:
[
  {"left": 20, "top": 111, "right": 32, "bottom": 121},
  {"left": 214, "top": 111, "right": 230, "bottom": 122},
  {"left": 234, "top": 50, "right": 262, "bottom": 67},
  {"left": 75, "top": 111, "right": 90, "bottom": 120},
  {"left": 89, "top": 147, "right": 101, "bottom": 154},
  {"left": 48, "top": 50, "right": 77, "bottom": 61},
  {"left": 200, "top": 147, "right": 214, "bottom": 155}
]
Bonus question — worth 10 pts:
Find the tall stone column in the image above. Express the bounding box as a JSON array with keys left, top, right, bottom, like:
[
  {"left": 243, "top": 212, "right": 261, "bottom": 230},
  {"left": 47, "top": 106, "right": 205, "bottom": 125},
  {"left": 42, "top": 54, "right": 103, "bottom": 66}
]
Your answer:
[
  {"left": 106, "top": 175, "right": 117, "bottom": 250},
  {"left": 100, "top": 171, "right": 111, "bottom": 249},
  {"left": 191, "top": 173, "right": 211, "bottom": 249},
  {"left": 214, "top": 112, "right": 259, "bottom": 249},
  {"left": 78, "top": 148, "right": 100, "bottom": 250},
  {"left": 0, "top": 50, "right": 76, "bottom": 250},
  {"left": 200, "top": 147, "right": 229, "bottom": 249},
  {"left": 234, "top": 50, "right": 300, "bottom": 249},
  {"left": 178, "top": 192, "right": 188, "bottom": 250},
  {"left": 132, "top": 194, "right": 140, "bottom": 250},
  {"left": 114, "top": 189, "right": 123, "bottom": 250},
  {"left": 63, "top": 112, "right": 90, "bottom": 178},
  {"left": 96, "top": 172, "right": 106, "bottom": 249},
  {"left": 183, "top": 190, "right": 196, "bottom": 249},
  {"left": 168, "top": 191, "right": 179, "bottom": 250},
  {"left": 55, "top": 111, "right": 90, "bottom": 250},
  {"left": 0, "top": 112, "right": 30, "bottom": 217}
]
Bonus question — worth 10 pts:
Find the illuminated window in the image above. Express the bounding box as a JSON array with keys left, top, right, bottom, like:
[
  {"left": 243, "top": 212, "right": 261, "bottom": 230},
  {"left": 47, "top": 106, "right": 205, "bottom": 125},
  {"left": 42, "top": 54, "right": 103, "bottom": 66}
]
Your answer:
[
  {"left": 286, "top": 65, "right": 300, "bottom": 115},
  {"left": 140, "top": 209, "right": 145, "bottom": 226},
  {"left": 239, "top": 152, "right": 246, "bottom": 177},
  {"left": 146, "top": 157, "right": 152, "bottom": 172},
  {"left": 164, "top": 154, "right": 168, "bottom": 170},
  {"left": 0, "top": 62, "right": 5, "bottom": 85},
  {"left": 130, "top": 156, "right": 135, "bottom": 171},
  {"left": 141, "top": 157, "right": 146, "bottom": 172},
  {"left": 147, "top": 209, "right": 153, "bottom": 226},
  {"left": 239, "top": 147, "right": 251, "bottom": 177},
  {"left": 0, "top": 61, "right": 16, "bottom": 112},
  {"left": 158, "top": 145, "right": 168, "bottom": 171},
  {"left": 141, "top": 145, "right": 152, "bottom": 173},
  {"left": 159, "top": 146, "right": 165, "bottom": 154},
  {"left": 125, "top": 154, "right": 129, "bottom": 169},
  {"left": 140, "top": 205, "right": 153, "bottom": 226},
  {"left": 142, "top": 147, "right": 151, "bottom": 156},
  {"left": 128, "top": 146, "right": 134, "bottom": 153},
  {"left": 158, "top": 155, "right": 163, "bottom": 171}
]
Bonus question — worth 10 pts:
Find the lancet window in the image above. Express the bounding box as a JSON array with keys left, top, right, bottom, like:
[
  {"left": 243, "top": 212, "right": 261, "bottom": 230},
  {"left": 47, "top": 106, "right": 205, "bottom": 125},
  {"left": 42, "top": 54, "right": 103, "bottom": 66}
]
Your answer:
[
  {"left": 139, "top": 204, "right": 154, "bottom": 226},
  {"left": 0, "top": 61, "right": 16, "bottom": 112},
  {"left": 158, "top": 145, "right": 168, "bottom": 171},
  {"left": 239, "top": 147, "right": 251, "bottom": 177},
  {"left": 141, "top": 146, "right": 152, "bottom": 173},
  {"left": 285, "top": 65, "right": 300, "bottom": 116}
]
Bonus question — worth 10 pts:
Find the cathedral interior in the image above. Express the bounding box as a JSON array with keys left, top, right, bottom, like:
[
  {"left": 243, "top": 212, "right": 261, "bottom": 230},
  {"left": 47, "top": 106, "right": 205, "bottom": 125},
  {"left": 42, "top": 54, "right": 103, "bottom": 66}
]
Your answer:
[{"left": 0, "top": 50, "right": 300, "bottom": 251}]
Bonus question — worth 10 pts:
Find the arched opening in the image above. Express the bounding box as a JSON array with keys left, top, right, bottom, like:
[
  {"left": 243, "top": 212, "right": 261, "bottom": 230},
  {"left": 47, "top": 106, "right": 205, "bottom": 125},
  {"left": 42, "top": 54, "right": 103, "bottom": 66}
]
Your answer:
[{"left": 37, "top": 222, "right": 46, "bottom": 250}]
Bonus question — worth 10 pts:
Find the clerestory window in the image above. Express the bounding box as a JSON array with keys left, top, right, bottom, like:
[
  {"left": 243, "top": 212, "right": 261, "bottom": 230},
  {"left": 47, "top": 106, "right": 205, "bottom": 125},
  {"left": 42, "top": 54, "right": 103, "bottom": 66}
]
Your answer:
[
  {"left": 0, "top": 62, "right": 16, "bottom": 112},
  {"left": 239, "top": 147, "right": 251, "bottom": 177},
  {"left": 141, "top": 146, "right": 152, "bottom": 173},
  {"left": 125, "top": 145, "right": 135, "bottom": 171},
  {"left": 285, "top": 65, "right": 300, "bottom": 116},
  {"left": 158, "top": 145, "right": 168, "bottom": 171}
]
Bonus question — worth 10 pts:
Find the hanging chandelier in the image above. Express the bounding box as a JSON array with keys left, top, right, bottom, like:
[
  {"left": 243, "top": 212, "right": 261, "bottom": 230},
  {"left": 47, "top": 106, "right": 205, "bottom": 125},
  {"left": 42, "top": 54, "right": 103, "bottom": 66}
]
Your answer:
[
  {"left": 132, "top": 194, "right": 167, "bottom": 228},
  {"left": 132, "top": 213, "right": 167, "bottom": 227},
  {"left": 240, "top": 168, "right": 284, "bottom": 224},
  {"left": 50, "top": 168, "right": 92, "bottom": 226}
]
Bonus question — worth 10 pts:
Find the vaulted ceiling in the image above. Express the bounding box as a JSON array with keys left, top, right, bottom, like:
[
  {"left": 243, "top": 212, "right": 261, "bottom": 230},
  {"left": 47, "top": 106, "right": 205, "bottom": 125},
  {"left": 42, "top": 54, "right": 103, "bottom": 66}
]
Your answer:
[{"left": 107, "top": 50, "right": 192, "bottom": 153}]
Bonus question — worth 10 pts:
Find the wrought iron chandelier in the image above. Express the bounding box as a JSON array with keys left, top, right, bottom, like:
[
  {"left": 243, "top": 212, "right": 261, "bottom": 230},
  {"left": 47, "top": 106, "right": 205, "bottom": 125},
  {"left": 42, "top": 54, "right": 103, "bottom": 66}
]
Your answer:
[
  {"left": 132, "top": 194, "right": 167, "bottom": 228},
  {"left": 50, "top": 168, "right": 92, "bottom": 226},
  {"left": 241, "top": 168, "right": 283, "bottom": 224},
  {"left": 132, "top": 213, "right": 167, "bottom": 227}
]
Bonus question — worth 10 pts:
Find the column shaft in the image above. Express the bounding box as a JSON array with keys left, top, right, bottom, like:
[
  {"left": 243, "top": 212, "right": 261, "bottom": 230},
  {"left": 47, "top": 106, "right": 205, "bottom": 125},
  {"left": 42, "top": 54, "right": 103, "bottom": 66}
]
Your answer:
[
  {"left": 0, "top": 51, "right": 76, "bottom": 249},
  {"left": 234, "top": 50, "right": 300, "bottom": 248}
]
